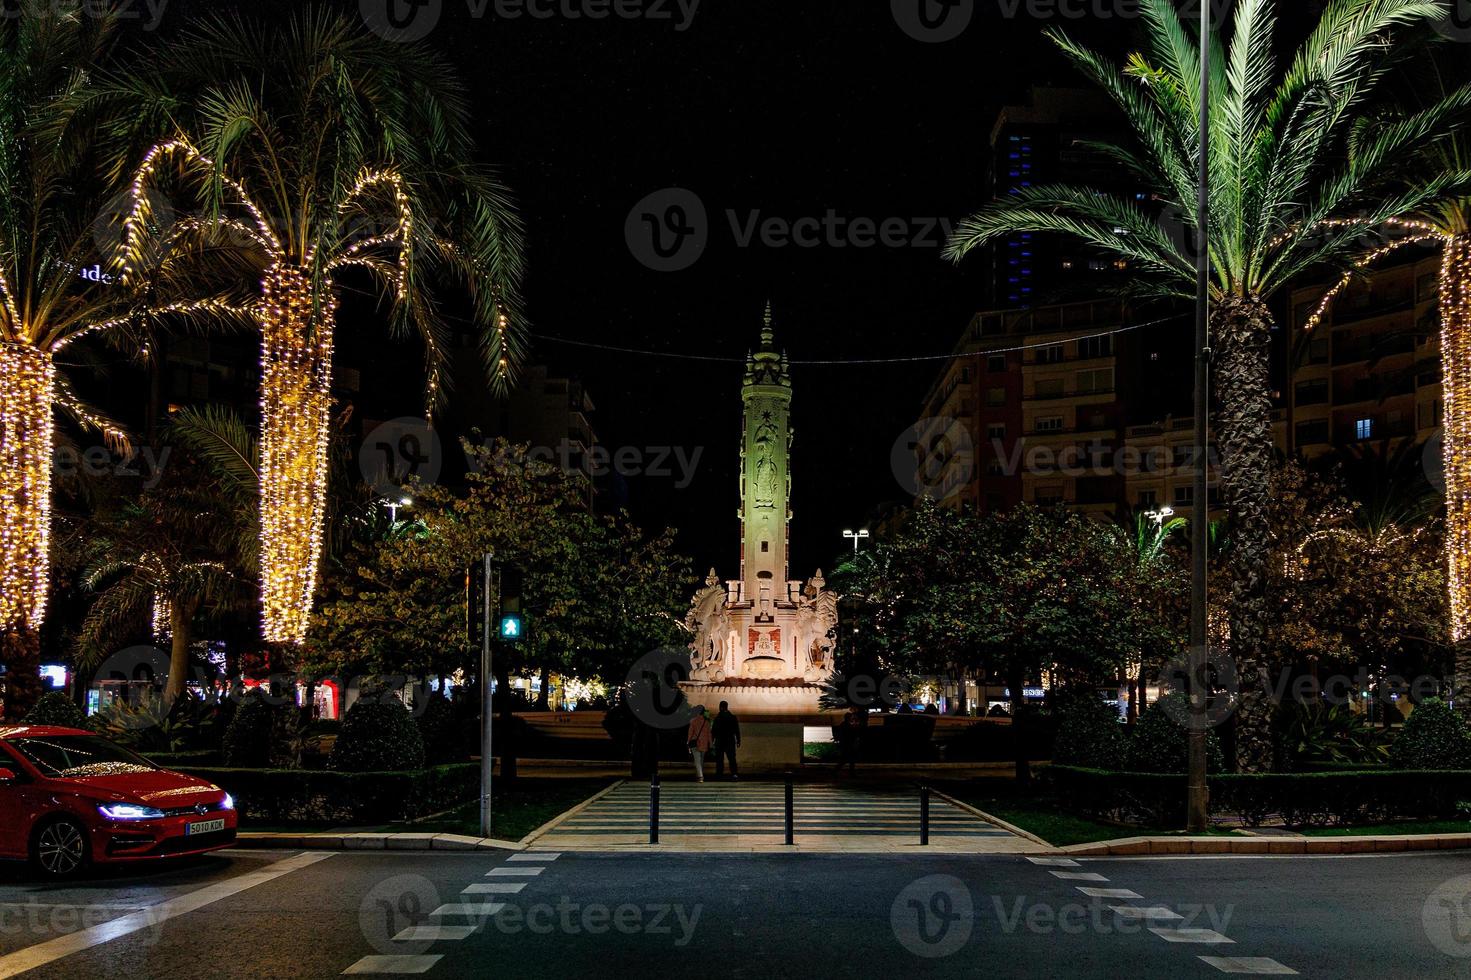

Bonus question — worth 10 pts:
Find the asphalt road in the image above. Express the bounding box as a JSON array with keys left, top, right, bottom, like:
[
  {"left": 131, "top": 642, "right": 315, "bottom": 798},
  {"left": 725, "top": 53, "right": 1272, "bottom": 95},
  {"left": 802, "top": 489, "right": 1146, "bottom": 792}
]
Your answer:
[{"left": 0, "top": 848, "right": 1469, "bottom": 978}]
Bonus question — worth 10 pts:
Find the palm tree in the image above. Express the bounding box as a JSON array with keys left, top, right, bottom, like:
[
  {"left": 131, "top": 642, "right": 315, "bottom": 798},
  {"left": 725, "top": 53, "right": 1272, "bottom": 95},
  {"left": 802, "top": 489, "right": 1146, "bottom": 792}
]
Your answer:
[
  {"left": 1303, "top": 51, "right": 1471, "bottom": 715},
  {"left": 0, "top": 8, "right": 245, "bottom": 717},
  {"left": 1121, "top": 509, "right": 1187, "bottom": 721},
  {"left": 944, "top": 0, "right": 1470, "bottom": 770},
  {"left": 109, "top": 9, "right": 527, "bottom": 645}
]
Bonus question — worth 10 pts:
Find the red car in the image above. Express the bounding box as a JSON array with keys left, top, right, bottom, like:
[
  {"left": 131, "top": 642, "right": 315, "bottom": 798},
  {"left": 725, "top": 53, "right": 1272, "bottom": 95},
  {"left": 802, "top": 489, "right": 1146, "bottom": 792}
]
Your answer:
[{"left": 0, "top": 725, "right": 237, "bottom": 877}]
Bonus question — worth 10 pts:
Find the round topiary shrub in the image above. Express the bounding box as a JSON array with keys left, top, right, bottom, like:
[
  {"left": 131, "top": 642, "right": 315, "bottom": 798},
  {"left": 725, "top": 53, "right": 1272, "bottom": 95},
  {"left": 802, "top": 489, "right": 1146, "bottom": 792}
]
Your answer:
[
  {"left": 1390, "top": 698, "right": 1471, "bottom": 769},
  {"left": 222, "top": 690, "right": 276, "bottom": 767},
  {"left": 330, "top": 697, "right": 425, "bottom": 772},
  {"left": 1122, "top": 693, "right": 1225, "bottom": 773},
  {"left": 23, "top": 691, "right": 90, "bottom": 729},
  {"left": 415, "top": 693, "right": 463, "bottom": 764},
  {"left": 1051, "top": 690, "right": 1125, "bottom": 769}
]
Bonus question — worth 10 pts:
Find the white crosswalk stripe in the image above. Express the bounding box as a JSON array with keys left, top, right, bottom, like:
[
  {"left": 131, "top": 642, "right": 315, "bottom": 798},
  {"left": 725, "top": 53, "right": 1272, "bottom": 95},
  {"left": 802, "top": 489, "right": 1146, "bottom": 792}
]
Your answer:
[
  {"left": 390, "top": 926, "right": 476, "bottom": 942},
  {"left": 1049, "top": 870, "right": 1108, "bottom": 881},
  {"left": 431, "top": 903, "right": 505, "bottom": 918},
  {"left": 463, "top": 882, "right": 525, "bottom": 894},
  {"left": 1150, "top": 928, "right": 1234, "bottom": 944},
  {"left": 1109, "top": 905, "right": 1184, "bottom": 921},
  {"left": 1026, "top": 857, "right": 1081, "bottom": 867},
  {"left": 486, "top": 867, "right": 543, "bottom": 876},
  {"left": 342, "top": 955, "right": 442, "bottom": 974},
  {"left": 1198, "top": 956, "right": 1298, "bottom": 974},
  {"left": 508, "top": 853, "right": 561, "bottom": 861},
  {"left": 1076, "top": 887, "right": 1141, "bottom": 899}
]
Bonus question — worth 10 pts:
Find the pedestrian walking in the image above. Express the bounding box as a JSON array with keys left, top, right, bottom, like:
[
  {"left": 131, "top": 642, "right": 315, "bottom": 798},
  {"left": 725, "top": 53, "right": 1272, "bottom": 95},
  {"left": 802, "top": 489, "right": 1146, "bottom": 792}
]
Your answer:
[
  {"left": 687, "top": 705, "right": 713, "bottom": 782},
  {"left": 712, "top": 700, "right": 741, "bottom": 780}
]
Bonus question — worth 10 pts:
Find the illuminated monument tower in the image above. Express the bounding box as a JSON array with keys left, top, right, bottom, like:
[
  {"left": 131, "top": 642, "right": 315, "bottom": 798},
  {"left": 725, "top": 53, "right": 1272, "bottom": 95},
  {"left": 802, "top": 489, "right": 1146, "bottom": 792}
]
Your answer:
[{"left": 683, "top": 305, "right": 837, "bottom": 719}]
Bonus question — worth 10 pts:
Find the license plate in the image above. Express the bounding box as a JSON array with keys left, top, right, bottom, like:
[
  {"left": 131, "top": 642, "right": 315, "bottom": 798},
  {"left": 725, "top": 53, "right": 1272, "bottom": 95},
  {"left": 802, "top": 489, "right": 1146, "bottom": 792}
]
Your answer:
[{"left": 186, "top": 818, "right": 225, "bottom": 836}]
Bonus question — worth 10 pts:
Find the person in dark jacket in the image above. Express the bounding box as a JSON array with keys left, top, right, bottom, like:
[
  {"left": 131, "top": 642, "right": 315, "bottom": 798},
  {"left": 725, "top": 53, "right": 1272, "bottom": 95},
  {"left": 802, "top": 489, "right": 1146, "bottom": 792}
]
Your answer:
[{"left": 711, "top": 701, "right": 741, "bottom": 780}]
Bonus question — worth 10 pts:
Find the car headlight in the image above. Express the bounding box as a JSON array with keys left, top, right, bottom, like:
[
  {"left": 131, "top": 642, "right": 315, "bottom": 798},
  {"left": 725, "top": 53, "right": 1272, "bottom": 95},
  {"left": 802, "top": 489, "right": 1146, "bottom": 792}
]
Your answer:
[
  {"left": 221, "top": 793, "right": 235, "bottom": 811},
  {"left": 97, "top": 803, "right": 167, "bottom": 820}
]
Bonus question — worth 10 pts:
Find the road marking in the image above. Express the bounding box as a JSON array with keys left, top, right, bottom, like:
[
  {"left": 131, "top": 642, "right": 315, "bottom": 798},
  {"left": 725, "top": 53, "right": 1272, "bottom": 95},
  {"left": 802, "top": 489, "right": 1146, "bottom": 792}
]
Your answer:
[
  {"left": 1109, "top": 905, "right": 1184, "bottom": 921},
  {"left": 0, "top": 851, "right": 334, "bottom": 980},
  {"left": 432, "top": 903, "right": 506, "bottom": 918},
  {"left": 1076, "top": 887, "right": 1141, "bottom": 899},
  {"left": 1198, "top": 956, "right": 1298, "bottom": 975},
  {"left": 486, "top": 867, "right": 543, "bottom": 877},
  {"left": 508, "top": 853, "right": 560, "bottom": 862},
  {"left": 1150, "top": 927, "right": 1235, "bottom": 944},
  {"left": 463, "top": 883, "right": 525, "bottom": 894},
  {"left": 391, "top": 925, "right": 477, "bottom": 942},
  {"left": 343, "top": 955, "right": 442, "bottom": 974},
  {"left": 1026, "top": 857, "right": 1080, "bottom": 867},
  {"left": 1049, "top": 871, "right": 1108, "bottom": 881}
]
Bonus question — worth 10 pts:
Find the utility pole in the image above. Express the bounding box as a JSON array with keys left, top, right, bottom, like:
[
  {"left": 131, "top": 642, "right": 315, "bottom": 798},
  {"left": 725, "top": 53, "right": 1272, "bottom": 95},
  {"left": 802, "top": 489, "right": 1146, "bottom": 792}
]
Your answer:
[
  {"left": 1187, "top": 0, "right": 1213, "bottom": 834},
  {"left": 480, "top": 552, "right": 496, "bottom": 839}
]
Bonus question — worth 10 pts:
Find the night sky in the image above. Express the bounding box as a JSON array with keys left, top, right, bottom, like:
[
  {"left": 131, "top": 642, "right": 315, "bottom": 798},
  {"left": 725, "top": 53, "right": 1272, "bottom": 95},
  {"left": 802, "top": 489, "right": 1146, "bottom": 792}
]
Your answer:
[{"left": 163, "top": 0, "right": 1155, "bottom": 576}]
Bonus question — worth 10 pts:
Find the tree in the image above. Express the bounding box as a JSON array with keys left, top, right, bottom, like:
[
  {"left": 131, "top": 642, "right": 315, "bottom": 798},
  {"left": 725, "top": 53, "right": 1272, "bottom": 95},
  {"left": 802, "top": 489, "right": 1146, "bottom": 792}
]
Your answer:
[
  {"left": 74, "top": 427, "right": 254, "bottom": 704},
  {"left": 837, "top": 501, "right": 1140, "bottom": 779},
  {"left": 1116, "top": 510, "right": 1190, "bottom": 722},
  {"left": 1304, "top": 49, "right": 1471, "bottom": 714},
  {"left": 308, "top": 440, "right": 692, "bottom": 778},
  {"left": 110, "top": 9, "right": 527, "bottom": 645},
  {"left": 0, "top": 8, "right": 245, "bottom": 717},
  {"left": 945, "top": 0, "right": 1470, "bottom": 770}
]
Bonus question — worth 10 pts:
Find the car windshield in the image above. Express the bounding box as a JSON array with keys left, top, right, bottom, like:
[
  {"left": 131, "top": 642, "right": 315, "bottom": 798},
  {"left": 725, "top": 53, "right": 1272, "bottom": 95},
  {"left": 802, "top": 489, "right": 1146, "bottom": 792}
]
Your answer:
[{"left": 8, "top": 735, "right": 158, "bottom": 778}]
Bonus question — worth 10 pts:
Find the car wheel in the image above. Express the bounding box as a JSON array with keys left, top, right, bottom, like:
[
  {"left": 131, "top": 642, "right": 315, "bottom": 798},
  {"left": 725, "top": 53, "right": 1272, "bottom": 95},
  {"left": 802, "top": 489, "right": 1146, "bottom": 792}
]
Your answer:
[{"left": 31, "top": 817, "right": 90, "bottom": 878}]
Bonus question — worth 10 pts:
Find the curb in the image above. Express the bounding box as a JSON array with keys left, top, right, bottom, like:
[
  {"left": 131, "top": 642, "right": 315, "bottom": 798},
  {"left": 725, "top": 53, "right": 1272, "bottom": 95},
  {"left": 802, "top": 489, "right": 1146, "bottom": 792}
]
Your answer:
[
  {"left": 233, "top": 832, "right": 525, "bottom": 852},
  {"left": 1059, "top": 833, "right": 1471, "bottom": 856},
  {"left": 518, "top": 778, "right": 626, "bottom": 846},
  {"left": 927, "top": 788, "right": 1054, "bottom": 850}
]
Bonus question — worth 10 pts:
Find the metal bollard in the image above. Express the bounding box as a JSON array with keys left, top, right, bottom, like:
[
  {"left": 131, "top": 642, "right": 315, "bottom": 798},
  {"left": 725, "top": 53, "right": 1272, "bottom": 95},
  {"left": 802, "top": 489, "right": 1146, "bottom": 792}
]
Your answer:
[
  {"left": 784, "top": 772, "right": 794, "bottom": 845},
  {"left": 650, "top": 762, "right": 660, "bottom": 845},
  {"left": 920, "top": 784, "right": 930, "bottom": 846}
]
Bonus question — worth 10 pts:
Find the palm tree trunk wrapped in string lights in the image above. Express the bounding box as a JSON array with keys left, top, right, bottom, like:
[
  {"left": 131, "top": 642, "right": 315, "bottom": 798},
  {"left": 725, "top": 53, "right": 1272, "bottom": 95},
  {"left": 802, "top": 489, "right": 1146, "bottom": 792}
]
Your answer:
[{"left": 114, "top": 10, "right": 526, "bottom": 645}]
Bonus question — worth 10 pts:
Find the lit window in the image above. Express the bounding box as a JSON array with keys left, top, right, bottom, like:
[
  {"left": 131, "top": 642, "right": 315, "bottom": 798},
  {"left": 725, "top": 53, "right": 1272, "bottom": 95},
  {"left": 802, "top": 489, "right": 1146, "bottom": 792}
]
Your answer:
[{"left": 1355, "top": 418, "right": 1373, "bottom": 440}]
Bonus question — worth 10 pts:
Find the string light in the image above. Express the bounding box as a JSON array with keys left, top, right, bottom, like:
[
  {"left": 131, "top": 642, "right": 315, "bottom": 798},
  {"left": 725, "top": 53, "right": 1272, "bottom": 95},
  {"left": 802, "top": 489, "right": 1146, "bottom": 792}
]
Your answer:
[
  {"left": 0, "top": 342, "right": 55, "bottom": 632},
  {"left": 126, "top": 143, "right": 445, "bottom": 645},
  {"left": 1442, "top": 235, "right": 1471, "bottom": 641}
]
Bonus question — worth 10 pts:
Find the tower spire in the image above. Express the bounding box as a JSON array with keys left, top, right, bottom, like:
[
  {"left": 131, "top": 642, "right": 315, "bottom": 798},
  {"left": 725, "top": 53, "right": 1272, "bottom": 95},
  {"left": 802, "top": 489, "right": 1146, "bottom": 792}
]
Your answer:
[{"left": 760, "top": 300, "right": 774, "bottom": 349}]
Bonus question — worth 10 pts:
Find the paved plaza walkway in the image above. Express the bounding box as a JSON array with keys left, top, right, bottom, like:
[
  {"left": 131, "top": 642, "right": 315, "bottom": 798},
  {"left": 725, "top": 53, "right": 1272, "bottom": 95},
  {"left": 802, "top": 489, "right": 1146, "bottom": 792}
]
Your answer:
[{"left": 527, "top": 780, "right": 1044, "bottom": 853}]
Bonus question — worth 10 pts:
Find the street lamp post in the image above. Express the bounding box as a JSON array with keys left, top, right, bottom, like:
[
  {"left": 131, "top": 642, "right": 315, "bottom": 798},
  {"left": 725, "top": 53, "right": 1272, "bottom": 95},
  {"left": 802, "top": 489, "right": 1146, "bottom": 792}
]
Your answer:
[
  {"left": 384, "top": 496, "right": 412, "bottom": 523},
  {"left": 843, "top": 529, "right": 870, "bottom": 553},
  {"left": 1186, "top": 0, "right": 1213, "bottom": 834}
]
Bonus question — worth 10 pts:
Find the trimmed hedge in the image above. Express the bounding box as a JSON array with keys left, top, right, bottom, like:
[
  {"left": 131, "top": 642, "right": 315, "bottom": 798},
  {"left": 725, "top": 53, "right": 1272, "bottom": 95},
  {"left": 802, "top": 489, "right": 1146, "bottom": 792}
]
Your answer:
[
  {"left": 330, "top": 699, "right": 425, "bottom": 772},
  {"left": 1048, "top": 764, "right": 1471, "bottom": 828},
  {"left": 180, "top": 764, "right": 479, "bottom": 824},
  {"left": 22, "top": 691, "right": 89, "bottom": 729}
]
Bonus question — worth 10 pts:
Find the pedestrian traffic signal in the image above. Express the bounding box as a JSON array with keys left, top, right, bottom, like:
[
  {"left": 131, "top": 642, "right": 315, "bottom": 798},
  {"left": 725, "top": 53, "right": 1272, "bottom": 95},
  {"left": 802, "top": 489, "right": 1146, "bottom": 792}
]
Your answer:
[{"left": 498, "top": 612, "right": 524, "bottom": 641}]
